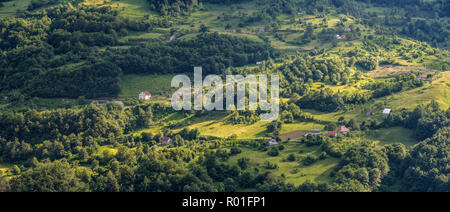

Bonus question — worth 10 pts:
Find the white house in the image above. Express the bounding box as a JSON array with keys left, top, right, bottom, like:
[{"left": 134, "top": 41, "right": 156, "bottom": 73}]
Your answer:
[
  {"left": 139, "top": 91, "right": 151, "bottom": 100},
  {"left": 382, "top": 108, "right": 392, "bottom": 116},
  {"left": 268, "top": 139, "right": 278, "bottom": 146},
  {"left": 256, "top": 61, "right": 263, "bottom": 65}
]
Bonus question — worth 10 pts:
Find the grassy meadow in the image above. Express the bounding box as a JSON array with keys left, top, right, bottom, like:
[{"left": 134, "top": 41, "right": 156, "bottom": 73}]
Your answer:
[
  {"left": 227, "top": 143, "right": 339, "bottom": 186},
  {"left": 376, "top": 71, "right": 450, "bottom": 110},
  {"left": 119, "top": 74, "right": 176, "bottom": 98}
]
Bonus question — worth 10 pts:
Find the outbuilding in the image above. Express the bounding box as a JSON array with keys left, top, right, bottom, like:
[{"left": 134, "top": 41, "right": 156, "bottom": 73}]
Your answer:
[{"left": 383, "top": 109, "right": 392, "bottom": 116}]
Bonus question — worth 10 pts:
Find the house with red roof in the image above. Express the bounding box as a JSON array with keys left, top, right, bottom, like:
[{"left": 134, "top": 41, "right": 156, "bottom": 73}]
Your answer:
[
  {"left": 328, "top": 131, "right": 337, "bottom": 137},
  {"left": 139, "top": 91, "right": 151, "bottom": 100},
  {"left": 336, "top": 126, "right": 350, "bottom": 134}
]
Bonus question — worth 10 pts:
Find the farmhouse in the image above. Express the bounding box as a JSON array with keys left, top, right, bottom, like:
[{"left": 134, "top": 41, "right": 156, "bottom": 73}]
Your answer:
[
  {"left": 345, "top": 28, "right": 351, "bottom": 32},
  {"left": 256, "top": 61, "right": 263, "bottom": 65},
  {"left": 328, "top": 131, "right": 337, "bottom": 137},
  {"left": 383, "top": 108, "right": 392, "bottom": 116},
  {"left": 2, "top": 96, "right": 8, "bottom": 100},
  {"left": 336, "top": 126, "right": 350, "bottom": 134},
  {"left": 139, "top": 91, "right": 151, "bottom": 100},
  {"left": 258, "top": 28, "right": 265, "bottom": 33},
  {"left": 268, "top": 139, "right": 278, "bottom": 146},
  {"left": 160, "top": 137, "right": 174, "bottom": 146}
]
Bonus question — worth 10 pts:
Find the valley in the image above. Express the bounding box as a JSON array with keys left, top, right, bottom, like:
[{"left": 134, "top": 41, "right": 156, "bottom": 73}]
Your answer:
[{"left": 0, "top": 0, "right": 448, "bottom": 192}]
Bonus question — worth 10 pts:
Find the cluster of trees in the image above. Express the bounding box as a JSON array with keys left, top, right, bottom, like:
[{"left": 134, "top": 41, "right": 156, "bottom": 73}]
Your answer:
[
  {"left": 0, "top": 4, "right": 148, "bottom": 98},
  {"left": 1, "top": 144, "right": 292, "bottom": 192},
  {"left": 278, "top": 56, "right": 350, "bottom": 97},
  {"left": 27, "top": 0, "right": 60, "bottom": 11},
  {"left": 0, "top": 3, "right": 275, "bottom": 99},
  {"left": 0, "top": 103, "right": 156, "bottom": 162},
  {"left": 351, "top": 0, "right": 450, "bottom": 49},
  {"left": 280, "top": 102, "right": 314, "bottom": 123},
  {"left": 364, "top": 74, "right": 424, "bottom": 98},
  {"left": 227, "top": 110, "right": 260, "bottom": 125},
  {"left": 333, "top": 142, "right": 389, "bottom": 191},
  {"left": 111, "top": 32, "right": 276, "bottom": 75},
  {"left": 294, "top": 71, "right": 427, "bottom": 112},
  {"left": 146, "top": 0, "right": 251, "bottom": 16},
  {"left": 297, "top": 88, "right": 344, "bottom": 112},
  {"left": 398, "top": 127, "right": 449, "bottom": 192},
  {"left": 383, "top": 101, "right": 449, "bottom": 141}
]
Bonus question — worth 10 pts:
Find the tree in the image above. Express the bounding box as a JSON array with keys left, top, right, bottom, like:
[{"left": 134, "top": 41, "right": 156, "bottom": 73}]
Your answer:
[
  {"left": 9, "top": 160, "right": 89, "bottom": 192},
  {"left": 237, "top": 158, "right": 250, "bottom": 170},
  {"left": 200, "top": 24, "right": 209, "bottom": 33},
  {"left": 267, "top": 147, "right": 279, "bottom": 157}
]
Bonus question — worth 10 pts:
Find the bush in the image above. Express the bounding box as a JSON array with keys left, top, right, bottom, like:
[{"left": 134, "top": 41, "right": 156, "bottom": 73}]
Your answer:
[
  {"left": 303, "top": 155, "right": 318, "bottom": 166},
  {"left": 264, "top": 161, "right": 278, "bottom": 169},
  {"left": 319, "top": 152, "right": 328, "bottom": 160},
  {"left": 237, "top": 157, "right": 250, "bottom": 170},
  {"left": 230, "top": 147, "right": 242, "bottom": 155},
  {"left": 267, "top": 147, "right": 280, "bottom": 157},
  {"left": 287, "top": 154, "right": 296, "bottom": 162}
]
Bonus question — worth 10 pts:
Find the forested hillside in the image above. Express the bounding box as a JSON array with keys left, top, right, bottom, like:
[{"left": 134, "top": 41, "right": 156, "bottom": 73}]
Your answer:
[{"left": 0, "top": 0, "right": 448, "bottom": 192}]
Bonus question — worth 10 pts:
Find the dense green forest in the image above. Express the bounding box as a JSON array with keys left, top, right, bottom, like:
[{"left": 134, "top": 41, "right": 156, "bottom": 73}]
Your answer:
[
  {"left": 0, "top": 101, "right": 447, "bottom": 192},
  {"left": 0, "top": 4, "right": 274, "bottom": 98},
  {"left": 0, "top": 0, "right": 448, "bottom": 192}
]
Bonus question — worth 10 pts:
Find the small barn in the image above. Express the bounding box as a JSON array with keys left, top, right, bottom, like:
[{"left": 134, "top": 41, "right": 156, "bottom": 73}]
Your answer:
[
  {"left": 383, "top": 109, "right": 392, "bottom": 116},
  {"left": 160, "top": 137, "right": 174, "bottom": 146},
  {"left": 268, "top": 139, "right": 278, "bottom": 146},
  {"left": 310, "top": 129, "right": 321, "bottom": 135}
]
